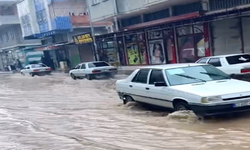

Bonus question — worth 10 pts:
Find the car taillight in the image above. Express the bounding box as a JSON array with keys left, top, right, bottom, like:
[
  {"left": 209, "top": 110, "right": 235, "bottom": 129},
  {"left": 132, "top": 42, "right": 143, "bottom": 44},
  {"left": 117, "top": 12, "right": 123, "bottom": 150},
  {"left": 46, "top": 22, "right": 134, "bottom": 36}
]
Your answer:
[
  {"left": 33, "top": 69, "right": 39, "bottom": 72},
  {"left": 46, "top": 68, "right": 51, "bottom": 71},
  {"left": 241, "top": 68, "right": 250, "bottom": 73},
  {"left": 92, "top": 70, "right": 101, "bottom": 73}
]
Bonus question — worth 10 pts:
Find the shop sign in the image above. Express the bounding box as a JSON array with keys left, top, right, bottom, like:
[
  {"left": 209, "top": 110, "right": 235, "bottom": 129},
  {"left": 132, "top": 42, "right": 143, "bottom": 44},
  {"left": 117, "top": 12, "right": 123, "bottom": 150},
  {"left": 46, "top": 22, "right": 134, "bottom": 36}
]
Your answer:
[{"left": 73, "top": 33, "right": 93, "bottom": 44}]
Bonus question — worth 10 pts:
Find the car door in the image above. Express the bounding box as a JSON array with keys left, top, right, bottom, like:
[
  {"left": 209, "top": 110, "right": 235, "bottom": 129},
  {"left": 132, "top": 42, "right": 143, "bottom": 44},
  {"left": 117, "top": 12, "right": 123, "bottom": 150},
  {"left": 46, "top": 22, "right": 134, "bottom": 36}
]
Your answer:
[
  {"left": 144, "top": 69, "right": 173, "bottom": 108},
  {"left": 23, "top": 66, "right": 31, "bottom": 74},
  {"left": 73, "top": 65, "right": 81, "bottom": 77},
  {"left": 78, "top": 64, "right": 86, "bottom": 77},
  {"left": 127, "top": 69, "right": 151, "bottom": 103}
]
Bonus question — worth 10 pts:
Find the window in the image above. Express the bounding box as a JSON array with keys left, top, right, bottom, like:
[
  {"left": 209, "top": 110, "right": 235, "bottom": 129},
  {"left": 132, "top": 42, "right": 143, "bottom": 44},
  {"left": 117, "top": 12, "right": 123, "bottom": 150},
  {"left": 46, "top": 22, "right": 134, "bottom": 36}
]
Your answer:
[
  {"left": 75, "top": 65, "right": 80, "bottom": 69},
  {"left": 88, "top": 62, "right": 109, "bottom": 68},
  {"left": 132, "top": 69, "right": 150, "bottom": 84},
  {"left": 81, "top": 64, "right": 86, "bottom": 69},
  {"left": 197, "top": 58, "right": 208, "bottom": 63},
  {"left": 208, "top": 58, "right": 221, "bottom": 67},
  {"left": 165, "top": 65, "right": 230, "bottom": 86},
  {"left": 149, "top": 69, "right": 165, "bottom": 84},
  {"left": 226, "top": 54, "right": 250, "bottom": 65}
]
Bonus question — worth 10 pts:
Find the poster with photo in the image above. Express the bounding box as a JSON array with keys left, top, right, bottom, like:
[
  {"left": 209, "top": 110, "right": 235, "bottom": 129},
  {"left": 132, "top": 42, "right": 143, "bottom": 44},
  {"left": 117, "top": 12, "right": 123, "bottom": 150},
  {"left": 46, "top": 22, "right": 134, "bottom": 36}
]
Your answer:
[{"left": 149, "top": 40, "right": 166, "bottom": 64}]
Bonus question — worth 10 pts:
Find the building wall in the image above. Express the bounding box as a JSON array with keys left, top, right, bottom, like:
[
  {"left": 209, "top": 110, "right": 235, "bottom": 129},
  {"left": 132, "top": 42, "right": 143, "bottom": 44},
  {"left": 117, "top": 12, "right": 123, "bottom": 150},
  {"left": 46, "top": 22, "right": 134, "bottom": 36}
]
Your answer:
[
  {"left": 87, "top": 0, "right": 116, "bottom": 22},
  {"left": 0, "top": 25, "right": 41, "bottom": 49}
]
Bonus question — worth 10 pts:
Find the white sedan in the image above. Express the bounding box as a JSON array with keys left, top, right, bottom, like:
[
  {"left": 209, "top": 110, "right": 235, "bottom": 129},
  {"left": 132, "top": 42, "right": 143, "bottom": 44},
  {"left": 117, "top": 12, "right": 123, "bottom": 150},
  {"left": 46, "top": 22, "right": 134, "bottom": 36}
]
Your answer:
[
  {"left": 196, "top": 53, "right": 250, "bottom": 80},
  {"left": 116, "top": 63, "right": 250, "bottom": 117},
  {"left": 69, "top": 61, "right": 117, "bottom": 80},
  {"left": 21, "top": 63, "right": 52, "bottom": 77}
]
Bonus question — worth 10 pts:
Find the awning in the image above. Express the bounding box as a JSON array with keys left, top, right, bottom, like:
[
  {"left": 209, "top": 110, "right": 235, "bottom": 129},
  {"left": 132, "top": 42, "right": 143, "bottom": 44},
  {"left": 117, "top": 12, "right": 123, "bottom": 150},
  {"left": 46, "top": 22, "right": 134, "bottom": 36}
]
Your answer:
[
  {"left": 35, "top": 42, "right": 74, "bottom": 51},
  {"left": 122, "top": 12, "right": 201, "bottom": 30}
]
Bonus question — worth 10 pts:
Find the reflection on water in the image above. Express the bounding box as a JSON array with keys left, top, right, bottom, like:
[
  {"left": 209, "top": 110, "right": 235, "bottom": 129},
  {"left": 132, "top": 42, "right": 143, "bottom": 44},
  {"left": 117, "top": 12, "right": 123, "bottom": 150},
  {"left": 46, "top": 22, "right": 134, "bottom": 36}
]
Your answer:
[{"left": 0, "top": 74, "right": 249, "bottom": 149}]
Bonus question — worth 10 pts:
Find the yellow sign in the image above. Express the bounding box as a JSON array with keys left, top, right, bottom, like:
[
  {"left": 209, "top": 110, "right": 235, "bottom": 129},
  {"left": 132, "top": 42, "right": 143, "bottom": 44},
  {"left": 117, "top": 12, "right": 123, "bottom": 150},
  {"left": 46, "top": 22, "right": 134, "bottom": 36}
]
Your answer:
[{"left": 73, "top": 33, "right": 93, "bottom": 44}]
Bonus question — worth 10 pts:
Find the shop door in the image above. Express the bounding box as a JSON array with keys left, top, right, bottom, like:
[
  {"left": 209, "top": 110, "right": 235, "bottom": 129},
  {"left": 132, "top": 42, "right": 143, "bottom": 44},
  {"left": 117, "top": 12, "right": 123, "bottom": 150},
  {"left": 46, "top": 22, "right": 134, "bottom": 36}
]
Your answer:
[{"left": 211, "top": 18, "right": 241, "bottom": 55}]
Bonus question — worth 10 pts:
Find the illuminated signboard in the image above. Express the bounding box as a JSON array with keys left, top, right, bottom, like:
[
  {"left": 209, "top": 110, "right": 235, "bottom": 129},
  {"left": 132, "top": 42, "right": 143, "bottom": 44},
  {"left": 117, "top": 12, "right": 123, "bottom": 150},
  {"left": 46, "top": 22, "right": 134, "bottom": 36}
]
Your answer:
[{"left": 73, "top": 33, "right": 93, "bottom": 44}]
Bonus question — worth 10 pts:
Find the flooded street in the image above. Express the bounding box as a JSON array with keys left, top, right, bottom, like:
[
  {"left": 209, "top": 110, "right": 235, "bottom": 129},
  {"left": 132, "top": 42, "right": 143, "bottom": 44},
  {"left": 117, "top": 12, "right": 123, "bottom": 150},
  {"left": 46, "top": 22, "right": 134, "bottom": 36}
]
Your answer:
[{"left": 0, "top": 73, "right": 250, "bottom": 150}]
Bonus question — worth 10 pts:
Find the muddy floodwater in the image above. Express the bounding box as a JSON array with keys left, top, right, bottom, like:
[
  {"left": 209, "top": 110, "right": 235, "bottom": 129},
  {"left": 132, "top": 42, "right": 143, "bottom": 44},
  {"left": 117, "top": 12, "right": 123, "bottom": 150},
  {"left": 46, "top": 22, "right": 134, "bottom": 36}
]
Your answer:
[{"left": 0, "top": 73, "right": 250, "bottom": 150}]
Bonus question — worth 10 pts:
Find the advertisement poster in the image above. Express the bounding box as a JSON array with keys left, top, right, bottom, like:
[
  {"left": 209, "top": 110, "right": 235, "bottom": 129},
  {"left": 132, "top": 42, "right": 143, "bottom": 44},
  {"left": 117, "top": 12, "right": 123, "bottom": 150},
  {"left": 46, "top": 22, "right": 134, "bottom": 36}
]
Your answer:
[
  {"left": 126, "top": 44, "right": 140, "bottom": 65},
  {"left": 149, "top": 40, "right": 166, "bottom": 64}
]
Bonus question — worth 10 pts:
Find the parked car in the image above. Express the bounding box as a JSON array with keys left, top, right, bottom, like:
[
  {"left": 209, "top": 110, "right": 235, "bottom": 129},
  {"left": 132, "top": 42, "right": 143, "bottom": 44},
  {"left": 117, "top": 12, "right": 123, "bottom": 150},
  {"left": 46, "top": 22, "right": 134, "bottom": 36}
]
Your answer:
[
  {"left": 196, "top": 53, "right": 250, "bottom": 80},
  {"left": 21, "top": 63, "right": 52, "bottom": 77},
  {"left": 116, "top": 63, "right": 250, "bottom": 117},
  {"left": 69, "top": 61, "right": 117, "bottom": 80}
]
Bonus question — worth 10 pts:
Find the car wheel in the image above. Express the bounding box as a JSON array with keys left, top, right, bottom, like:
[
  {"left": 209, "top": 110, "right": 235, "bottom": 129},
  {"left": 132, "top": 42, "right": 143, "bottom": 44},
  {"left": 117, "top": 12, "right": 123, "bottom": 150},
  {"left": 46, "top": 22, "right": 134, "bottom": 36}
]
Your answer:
[
  {"left": 123, "top": 95, "right": 134, "bottom": 105},
  {"left": 30, "top": 73, "right": 35, "bottom": 77},
  {"left": 86, "top": 74, "right": 93, "bottom": 80},
  {"left": 70, "top": 73, "right": 77, "bottom": 80},
  {"left": 174, "top": 101, "right": 190, "bottom": 111}
]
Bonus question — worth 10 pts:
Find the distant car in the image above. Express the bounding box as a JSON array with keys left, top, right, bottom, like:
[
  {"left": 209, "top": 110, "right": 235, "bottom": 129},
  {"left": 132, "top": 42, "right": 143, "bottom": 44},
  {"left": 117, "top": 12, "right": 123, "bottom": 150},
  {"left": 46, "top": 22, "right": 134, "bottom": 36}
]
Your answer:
[
  {"left": 69, "top": 61, "right": 117, "bottom": 80},
  {"left": 196, "top": 53, "right": 250, "bottom": 80},
  {"left": 21, "top": 63, "right": 52, "bottom": 77},
  {"left": 116, "top": 63, "right": 250, "bottom": 117}
]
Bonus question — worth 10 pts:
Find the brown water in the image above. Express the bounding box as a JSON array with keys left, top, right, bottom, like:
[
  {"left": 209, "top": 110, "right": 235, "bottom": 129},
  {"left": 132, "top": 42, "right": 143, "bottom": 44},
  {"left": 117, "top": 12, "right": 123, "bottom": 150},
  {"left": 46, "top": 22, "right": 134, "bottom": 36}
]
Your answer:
[{"left": 0, "top": 73, "right": 250, "bottom": 150}]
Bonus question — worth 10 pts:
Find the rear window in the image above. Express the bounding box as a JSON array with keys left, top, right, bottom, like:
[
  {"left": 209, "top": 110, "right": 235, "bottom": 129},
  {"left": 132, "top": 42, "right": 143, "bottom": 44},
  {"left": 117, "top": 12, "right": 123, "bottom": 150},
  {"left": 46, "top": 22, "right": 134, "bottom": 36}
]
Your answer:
[
  {"left": 88, "top": 62, "right": 110, "bottom": 68},
  {"left": 226, "top": 54, "right": 250, "bottom": 65},
  {"left": 31, "top": 64, "right": 46, "bottom": 68}
]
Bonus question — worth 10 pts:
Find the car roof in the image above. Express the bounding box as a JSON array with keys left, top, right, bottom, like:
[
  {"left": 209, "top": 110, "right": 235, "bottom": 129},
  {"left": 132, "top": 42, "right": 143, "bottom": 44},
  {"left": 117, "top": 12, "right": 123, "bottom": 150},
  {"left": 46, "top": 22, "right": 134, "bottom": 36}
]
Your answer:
[
  {"left": 201, "top": 53, "right": 250, "bottom": 59},
  {"left": 138, "top": 63, "right": 208, "bottom": 70},
  {"left": 78, "top": 61, "right": 106, "bottom": 65}
]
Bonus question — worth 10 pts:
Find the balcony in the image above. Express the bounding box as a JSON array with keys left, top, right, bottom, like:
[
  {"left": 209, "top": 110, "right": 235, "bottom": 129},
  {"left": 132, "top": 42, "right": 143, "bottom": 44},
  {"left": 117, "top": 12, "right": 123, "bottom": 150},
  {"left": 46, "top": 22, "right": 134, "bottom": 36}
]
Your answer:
[
  {"left": 70, "top": 16, "right": 113, "bottom": 27},
  {"left": 0, "top": 15, "right": 20, "bottom": 26},
  {"left": 0, "top": 0, "right": 21, "bottom": 6}
]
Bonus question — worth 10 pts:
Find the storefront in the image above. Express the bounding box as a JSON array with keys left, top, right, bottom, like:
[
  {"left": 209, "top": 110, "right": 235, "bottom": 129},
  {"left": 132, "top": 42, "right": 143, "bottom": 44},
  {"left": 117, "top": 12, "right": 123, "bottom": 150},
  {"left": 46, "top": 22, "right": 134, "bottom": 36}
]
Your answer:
[
  {"left": 176, "top": 24, "right": 207, "bottom": 63},
  {"left": 97, "top": 38, "right": 118, "bottom": 64},
  {"left": 73, "top": 32, "right": 95, "bottom": 63},
  {"left": 146, "top": 29, "right": 175, "bottom": 64},
  {"left": 124, "top": 31, "right": 148, "bottom": 65},
  {"left": 210, "top": 18, "right": 242, "bottom": 56}
]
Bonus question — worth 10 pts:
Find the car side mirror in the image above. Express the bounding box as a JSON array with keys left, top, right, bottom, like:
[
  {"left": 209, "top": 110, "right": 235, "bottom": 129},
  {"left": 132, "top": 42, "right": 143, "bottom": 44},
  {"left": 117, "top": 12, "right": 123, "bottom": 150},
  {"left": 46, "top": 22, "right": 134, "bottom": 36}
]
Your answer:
[{"left": 154, "top": 82, "right": 167, "bottom": 87}]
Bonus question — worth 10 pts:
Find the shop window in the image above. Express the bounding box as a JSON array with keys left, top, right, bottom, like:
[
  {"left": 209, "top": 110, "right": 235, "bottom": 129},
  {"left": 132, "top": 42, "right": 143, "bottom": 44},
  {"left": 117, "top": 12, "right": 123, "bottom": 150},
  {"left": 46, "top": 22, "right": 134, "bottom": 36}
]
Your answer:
[
  {"left": 178, "top": 36, "right": 195, "bottom": 63},
  {"left": 144, "top": 9, "right": 170, "bottom": 22},
  {"left": 125, "top": 33, "right": 148, "bottom": 65},
  {"left": 208, "top": 58, "right": 222, "bottom": 67},
  {"left": 172, "top": 2, "right": 202, "bottom": 16},
  {"left": 149, "top": 39, "right": 166, "bottom": 64}
]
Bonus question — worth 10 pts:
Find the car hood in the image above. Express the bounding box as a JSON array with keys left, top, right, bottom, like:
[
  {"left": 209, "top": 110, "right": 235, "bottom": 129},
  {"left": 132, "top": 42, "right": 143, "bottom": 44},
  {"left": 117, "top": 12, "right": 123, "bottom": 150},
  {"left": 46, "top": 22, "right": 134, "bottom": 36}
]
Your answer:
[{"left": 170, "top": 79, "right": 250, "bottom": 97}]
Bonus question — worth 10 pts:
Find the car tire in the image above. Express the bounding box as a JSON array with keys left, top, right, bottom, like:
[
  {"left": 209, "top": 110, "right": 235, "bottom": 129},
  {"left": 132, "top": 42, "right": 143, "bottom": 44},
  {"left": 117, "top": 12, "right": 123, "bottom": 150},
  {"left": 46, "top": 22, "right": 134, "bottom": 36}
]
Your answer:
[
  {"left": 174, "top": 101, "right": 190, "bottom": 111},
  {"left": 86, "top": 74, "right": 93, "bottom": 80},
  {"left": 70, "top": 73, "right": 77, "bottom": 80},
  {"left": 123, "top": 95, "right": 134, "bottom": 105},
  {"left": 30, "top": 73, "right": 35, "bottom": 77}
]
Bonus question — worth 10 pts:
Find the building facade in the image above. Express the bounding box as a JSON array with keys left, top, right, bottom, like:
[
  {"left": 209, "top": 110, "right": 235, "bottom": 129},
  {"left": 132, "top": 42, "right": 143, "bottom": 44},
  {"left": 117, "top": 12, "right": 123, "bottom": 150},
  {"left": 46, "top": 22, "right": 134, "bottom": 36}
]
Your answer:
[
  {"left": 0, "top": 1, "right": 41, "bottom": 70},
  {"left": 88, "top": 0, "right": 250, "bottom": 66},
  {"left": 17, "top": 0, "right": 110, "bottom": 70}
]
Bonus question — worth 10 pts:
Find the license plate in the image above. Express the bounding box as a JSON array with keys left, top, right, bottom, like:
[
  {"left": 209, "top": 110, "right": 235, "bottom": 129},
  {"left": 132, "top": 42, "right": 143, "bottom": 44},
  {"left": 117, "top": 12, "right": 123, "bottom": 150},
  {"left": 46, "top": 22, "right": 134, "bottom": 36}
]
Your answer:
[{"left": 233, "top": 101, "right": 250, "bottom": 108}]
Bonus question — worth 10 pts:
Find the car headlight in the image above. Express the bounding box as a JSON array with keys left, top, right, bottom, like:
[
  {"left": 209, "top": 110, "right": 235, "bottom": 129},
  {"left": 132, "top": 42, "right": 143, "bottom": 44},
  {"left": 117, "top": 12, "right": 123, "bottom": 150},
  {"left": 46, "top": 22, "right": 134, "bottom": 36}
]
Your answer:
[{"left": 201, "top": 96, "right": 222, "bottom": 103}]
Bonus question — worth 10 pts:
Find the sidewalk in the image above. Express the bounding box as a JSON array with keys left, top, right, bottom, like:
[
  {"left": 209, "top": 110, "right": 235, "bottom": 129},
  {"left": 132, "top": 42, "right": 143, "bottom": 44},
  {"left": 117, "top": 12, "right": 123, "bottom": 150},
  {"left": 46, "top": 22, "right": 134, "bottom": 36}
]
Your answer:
[{"left": 117, "top": 66, "right": 141, "bottom": 75}]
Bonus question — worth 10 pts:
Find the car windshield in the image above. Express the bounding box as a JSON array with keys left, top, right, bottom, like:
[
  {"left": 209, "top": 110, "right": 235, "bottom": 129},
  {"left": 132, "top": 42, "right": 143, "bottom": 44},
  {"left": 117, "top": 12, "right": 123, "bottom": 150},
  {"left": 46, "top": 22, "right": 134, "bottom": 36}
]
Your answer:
[
  {"left": 165, "top": 65, "right": 230, "bottom": 86},
  {"left": 31, "top": 64, "right": 46, "bottom": 68},
  {"left": 88, "top": 62, "right": 109, "bottom": 68},
  {"left": 226, "top": 54, "right": 250, "bottom": 65}
]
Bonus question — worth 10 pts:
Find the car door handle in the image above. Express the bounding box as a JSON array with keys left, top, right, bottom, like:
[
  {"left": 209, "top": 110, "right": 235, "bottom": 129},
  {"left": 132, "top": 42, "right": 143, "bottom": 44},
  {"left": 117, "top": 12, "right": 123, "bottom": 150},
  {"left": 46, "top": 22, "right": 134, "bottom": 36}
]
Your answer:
[
  {"left": 129, "top": 85, "right": 133, "bottom": 88},
  {"left": 145, "top": 87, "right": 150, "bottom": 90}
]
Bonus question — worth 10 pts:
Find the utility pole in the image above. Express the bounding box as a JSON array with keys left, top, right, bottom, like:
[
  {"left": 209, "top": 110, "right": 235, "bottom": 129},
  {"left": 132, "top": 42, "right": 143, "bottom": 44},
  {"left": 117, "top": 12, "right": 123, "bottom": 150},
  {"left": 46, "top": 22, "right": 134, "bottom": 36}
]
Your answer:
[{"left": 86, "top": 0, "right": 99, "bottom": 61}]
